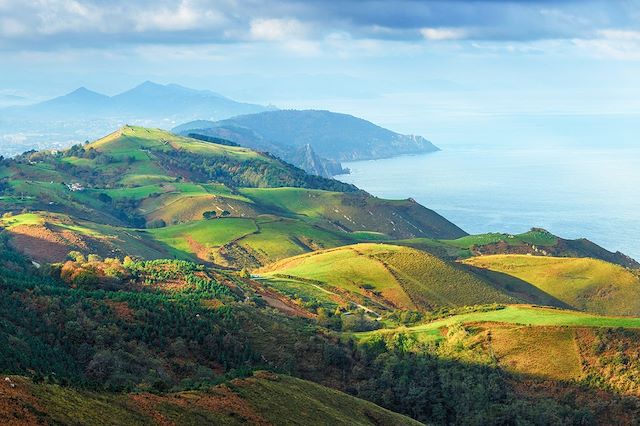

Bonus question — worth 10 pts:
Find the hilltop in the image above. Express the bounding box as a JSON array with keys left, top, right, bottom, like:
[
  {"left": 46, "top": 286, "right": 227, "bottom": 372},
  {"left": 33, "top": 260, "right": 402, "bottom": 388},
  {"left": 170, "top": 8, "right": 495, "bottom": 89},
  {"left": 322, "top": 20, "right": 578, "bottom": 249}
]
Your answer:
[
  {"left": 401, "top": 228, "right": 639, "bottom": 268},
  {"left": 174, "top": 110, "right": 439, "bottom": 177}
]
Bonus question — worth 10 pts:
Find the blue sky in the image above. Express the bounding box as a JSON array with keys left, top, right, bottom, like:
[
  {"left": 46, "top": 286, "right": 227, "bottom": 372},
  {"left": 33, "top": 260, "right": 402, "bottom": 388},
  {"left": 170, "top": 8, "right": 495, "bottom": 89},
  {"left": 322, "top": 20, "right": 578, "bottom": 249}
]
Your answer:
[{"left": 2, "top": 0, "right": 640, "bottom": 146}]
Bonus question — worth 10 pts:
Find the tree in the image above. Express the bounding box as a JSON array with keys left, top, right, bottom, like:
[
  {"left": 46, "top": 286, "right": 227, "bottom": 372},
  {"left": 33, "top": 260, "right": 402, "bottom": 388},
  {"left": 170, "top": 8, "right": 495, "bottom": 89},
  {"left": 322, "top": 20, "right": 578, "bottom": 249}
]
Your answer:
[
  {"left": 203, "top": 210, "right": 217, "bottom": 219},
  {"left": 221, "top": 210, "right": 231, "bottom": 217},
  {"left": 97, "top": 193, "right": 112, "bottom": 204}
]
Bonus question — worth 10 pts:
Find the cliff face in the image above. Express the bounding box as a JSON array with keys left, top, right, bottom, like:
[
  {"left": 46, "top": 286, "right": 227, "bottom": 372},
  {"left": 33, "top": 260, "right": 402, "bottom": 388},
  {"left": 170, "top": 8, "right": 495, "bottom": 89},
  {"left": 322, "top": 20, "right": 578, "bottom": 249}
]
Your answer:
[{"left": 287, "top": 144, "right": 348, "bottom": 178}]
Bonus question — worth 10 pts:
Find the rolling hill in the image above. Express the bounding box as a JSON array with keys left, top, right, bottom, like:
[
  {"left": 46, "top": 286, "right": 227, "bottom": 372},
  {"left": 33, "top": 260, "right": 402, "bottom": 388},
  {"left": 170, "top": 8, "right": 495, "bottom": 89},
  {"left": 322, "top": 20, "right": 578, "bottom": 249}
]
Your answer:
[
  {"left": 400, "top": 228, "right": 640, "bottom": 268},
  {"left": 440, "top": 228, "right": 639, "bottom": 268},
  {"left": 259, "top": 243, "right": 566, "bottom": 313},
  {"left": 463, "top": 255, "right": 640, "bottom": 316},
  {"left": 173, "top": 110, "right": 439, "bottom": 177}
]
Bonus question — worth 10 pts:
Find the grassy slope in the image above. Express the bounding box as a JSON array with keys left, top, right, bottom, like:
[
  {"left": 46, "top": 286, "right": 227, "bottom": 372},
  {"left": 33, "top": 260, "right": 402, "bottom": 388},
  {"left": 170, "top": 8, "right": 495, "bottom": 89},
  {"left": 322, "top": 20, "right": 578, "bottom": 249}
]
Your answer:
[
  {"left": 463, "top": 255, "right": 640, "bottom": 316},
  {"left": 240, "top": 187, "right": 466, "bottom": 240},
  {"left": 261, "top": 243, "right": 525, "bottom": 311},
  {"left": 1, "top": 373, "right": 419, "bottom": 426},
  {"left": 1, "top": 212, "right": 170, "bottom": 262},
  {"left": 357, "top": 305, "right": 640, "bottom": 342},
  {"left": 444, "top": 229, "right": 558, "bottom": 249}
]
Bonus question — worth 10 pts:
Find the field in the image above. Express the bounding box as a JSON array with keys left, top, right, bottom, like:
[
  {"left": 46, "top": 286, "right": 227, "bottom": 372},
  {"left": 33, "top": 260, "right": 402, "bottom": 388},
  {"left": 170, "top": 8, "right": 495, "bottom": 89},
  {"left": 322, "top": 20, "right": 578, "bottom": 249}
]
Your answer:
[
  {"left": 148, "top": 217, "right": 258, "bottom": 260},
  {"left": 463, "top": 255, "right": 640, "bottom": 315},
  {"left": 357, "top": 305, "right": 640, "bottom": 342}
]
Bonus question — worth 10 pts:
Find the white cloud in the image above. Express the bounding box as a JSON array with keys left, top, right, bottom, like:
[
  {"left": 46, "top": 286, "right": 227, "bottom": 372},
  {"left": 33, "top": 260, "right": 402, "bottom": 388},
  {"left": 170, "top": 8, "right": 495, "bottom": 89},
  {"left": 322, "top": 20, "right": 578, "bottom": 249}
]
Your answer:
[
  {"left": 420, "top": 27, "right": 467, "bottom": 41},
  {"left": 135, "top": 0, "right": 226, "bottom": 32},
  {"left": 573, "top": 29, "right": 640, "bottom": 60},
  {"left": 249, "top": 18, "right": 308, "bottom": 42},
  {"left": 0, "top": 18, "right": 27, "bottom": 37}
]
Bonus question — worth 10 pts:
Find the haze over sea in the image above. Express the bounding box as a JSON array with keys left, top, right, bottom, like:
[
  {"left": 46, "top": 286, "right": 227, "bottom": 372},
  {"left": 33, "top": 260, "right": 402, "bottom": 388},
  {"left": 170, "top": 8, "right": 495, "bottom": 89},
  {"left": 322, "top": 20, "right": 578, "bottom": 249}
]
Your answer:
[{"left": 338, "top": 144, "right": 640, "bottom": 260}]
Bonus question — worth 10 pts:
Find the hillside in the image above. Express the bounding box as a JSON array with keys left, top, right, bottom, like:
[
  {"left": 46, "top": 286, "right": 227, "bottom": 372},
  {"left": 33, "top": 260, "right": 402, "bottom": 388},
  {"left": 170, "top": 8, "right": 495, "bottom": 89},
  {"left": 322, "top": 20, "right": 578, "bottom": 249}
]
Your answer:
[
  {"left": 400, "top": 228, "right": 639, "bottom": 268},
  {"left": 0, "top": 127, "right": 464, "bottom": 267},
  {"left": 463, "top": 255, "right": 640, "bottom": 316},
  {"left": 1, "top": 232, "right": 639, "bottom": 424},
  {"left": 442, "top": 228, "right": 639, "bottom": 268},
  {"left": 173, "top": 110, "right": 439, "bottom": 177},
  {"left": 259, "top": 243, "right": 566, "bottom": 313},
  {"left": 1, "top": 372, "right": 420, "bottom": 426},
  {"left": 356, "top": 304, "right": 640, "bottom": 400}
]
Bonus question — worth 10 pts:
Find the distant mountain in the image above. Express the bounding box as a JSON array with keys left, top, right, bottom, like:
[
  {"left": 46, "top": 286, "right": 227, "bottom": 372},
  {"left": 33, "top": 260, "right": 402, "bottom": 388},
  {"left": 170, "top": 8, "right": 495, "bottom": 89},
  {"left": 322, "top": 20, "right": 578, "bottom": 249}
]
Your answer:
[
  {"left": 173, "top": 109, "right": 439, "bottom": 177},
  {"left": 0, "top": 93, "right": 29, "bottom": 107},
  {"left": 6, "top": 81, "right": 268, "bottom": 120},
  {"left": 28, "top": 87, "right": 111, "bottom": 116},
  {"left": 0, "top": 82, "right": 270, "bottom": 155}
]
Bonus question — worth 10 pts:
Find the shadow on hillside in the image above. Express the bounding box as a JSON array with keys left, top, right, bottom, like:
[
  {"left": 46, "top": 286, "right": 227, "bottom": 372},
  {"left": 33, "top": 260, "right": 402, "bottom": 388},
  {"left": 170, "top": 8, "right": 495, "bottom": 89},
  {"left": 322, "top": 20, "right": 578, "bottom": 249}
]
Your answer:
[{"left": 460, "top": 263, "right": 573, "bottom": 309}]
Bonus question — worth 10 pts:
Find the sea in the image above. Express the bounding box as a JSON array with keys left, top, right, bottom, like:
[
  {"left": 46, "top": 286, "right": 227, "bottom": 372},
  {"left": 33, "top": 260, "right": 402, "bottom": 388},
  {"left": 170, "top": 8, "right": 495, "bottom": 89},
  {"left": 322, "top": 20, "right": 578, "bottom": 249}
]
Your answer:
[{"left": 336, "top": 145, "right": 640, "bottom": 260}]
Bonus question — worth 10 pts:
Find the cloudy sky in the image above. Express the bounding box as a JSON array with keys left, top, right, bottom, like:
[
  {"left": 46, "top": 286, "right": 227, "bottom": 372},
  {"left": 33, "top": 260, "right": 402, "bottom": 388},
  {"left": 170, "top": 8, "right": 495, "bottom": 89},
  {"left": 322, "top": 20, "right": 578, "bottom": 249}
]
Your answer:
[{"left": 2, "top": 0, "right": 640, "bottom": 146}]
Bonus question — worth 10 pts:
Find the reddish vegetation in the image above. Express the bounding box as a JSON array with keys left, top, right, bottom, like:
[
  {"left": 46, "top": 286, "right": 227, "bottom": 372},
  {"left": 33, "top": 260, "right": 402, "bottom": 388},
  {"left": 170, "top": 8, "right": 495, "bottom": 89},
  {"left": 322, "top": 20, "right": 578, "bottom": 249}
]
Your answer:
[
  {"left": 8, "top": 224, "right": 113, "bottom": 264},
  {"left": 130, "top": 383, "right": 270, "bottom": 425},
  {"left": 185, "top": 236, "right": 210, "bottom": 261},
  {"left": 8, "top": 225, "right": 85, "bottom": 263},
  {"left": 104, "top": 300, "right": 135, "bottom": 322},
  {"left": 246, "top": 280, "right": 313, "bottom": 318},
  {"left": 0, "top": 377, "right": 45, "bottom": 426},
  {"left": 509, "top": 379, "right": 637, "bottom": 425}
]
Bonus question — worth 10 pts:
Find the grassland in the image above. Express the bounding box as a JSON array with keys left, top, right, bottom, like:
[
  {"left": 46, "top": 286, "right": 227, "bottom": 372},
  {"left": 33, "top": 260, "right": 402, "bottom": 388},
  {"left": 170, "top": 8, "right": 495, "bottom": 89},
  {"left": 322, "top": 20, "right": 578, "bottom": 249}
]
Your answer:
[
  {"left": 444, "top": 229, "right": 558, "bottom": 249},
  {"left": 488, "top": 325, "right": 582, "bottom": 381},
  {"left": 260, "top": 243, "right": 526, "bottom": 312},
  {"left": 463, "top": 255, "right": 640, "bottom": 315},
  {"left": 148, "top": 218, "right": 258, "bottom": 260},
  {"left": 356, "top": 305, "right": 640, "bottom": 342}
]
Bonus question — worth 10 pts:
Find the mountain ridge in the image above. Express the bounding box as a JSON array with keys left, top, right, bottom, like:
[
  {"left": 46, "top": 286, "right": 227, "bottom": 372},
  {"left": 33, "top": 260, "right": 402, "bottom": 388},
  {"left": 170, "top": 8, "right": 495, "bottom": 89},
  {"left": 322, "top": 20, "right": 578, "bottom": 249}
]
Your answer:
[{"left": 174, "top": 109, "right": 439, "bottom": 177}]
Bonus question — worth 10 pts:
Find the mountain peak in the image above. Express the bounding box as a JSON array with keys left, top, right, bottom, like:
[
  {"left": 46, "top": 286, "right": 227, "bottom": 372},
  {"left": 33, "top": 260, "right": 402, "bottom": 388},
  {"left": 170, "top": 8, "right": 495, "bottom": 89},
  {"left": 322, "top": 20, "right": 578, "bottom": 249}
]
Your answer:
[{"left": 65, "top": 86, "right": 106, "bottom": 98}]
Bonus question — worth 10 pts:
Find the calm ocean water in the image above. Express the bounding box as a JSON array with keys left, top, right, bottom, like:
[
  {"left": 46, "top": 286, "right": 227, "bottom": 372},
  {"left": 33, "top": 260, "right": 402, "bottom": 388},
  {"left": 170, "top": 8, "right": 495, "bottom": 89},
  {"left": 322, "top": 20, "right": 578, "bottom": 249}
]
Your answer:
[{"left": 337, "top": 146, "right": 640, "bottom": 260}]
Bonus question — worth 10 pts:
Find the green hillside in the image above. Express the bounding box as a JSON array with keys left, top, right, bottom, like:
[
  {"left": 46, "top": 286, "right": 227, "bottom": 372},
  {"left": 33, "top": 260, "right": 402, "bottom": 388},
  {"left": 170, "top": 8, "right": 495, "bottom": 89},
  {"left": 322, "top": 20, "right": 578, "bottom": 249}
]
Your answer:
[
  {"left": 1, "top": 372, "right": 420, "bottom": 426},
  {"left": 358, "top": 305, "right": 640, "bottom": 342},
  {"left": 438, "top": 229, "right": 639, "bottom": 268},
  {"left": 0, "top": 126, "right": 465, "bottom": 267},
  {"left": 259, "top": 243, "right": 554, "bottom": 312},
  {"left": 464, "top": 255, "right": 640, "bottom": 315},
  {"left": 400, "top": 228, "right": 639, "bottom": 269}
]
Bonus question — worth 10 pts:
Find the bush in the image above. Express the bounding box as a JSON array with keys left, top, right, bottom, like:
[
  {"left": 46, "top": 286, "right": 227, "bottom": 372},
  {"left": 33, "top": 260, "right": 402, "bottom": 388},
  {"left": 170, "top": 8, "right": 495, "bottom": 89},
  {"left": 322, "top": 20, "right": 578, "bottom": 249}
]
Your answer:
[{"left": 146, "top": 219, "right": 166, "bottom": 229}]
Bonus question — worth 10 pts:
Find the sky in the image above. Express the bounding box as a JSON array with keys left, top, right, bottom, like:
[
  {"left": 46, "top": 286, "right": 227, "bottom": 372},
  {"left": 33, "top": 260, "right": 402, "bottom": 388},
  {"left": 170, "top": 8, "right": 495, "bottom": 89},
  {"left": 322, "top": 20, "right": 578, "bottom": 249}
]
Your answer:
[{"left": 2, "top": 0, "right": 640, "bottom": 147}]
